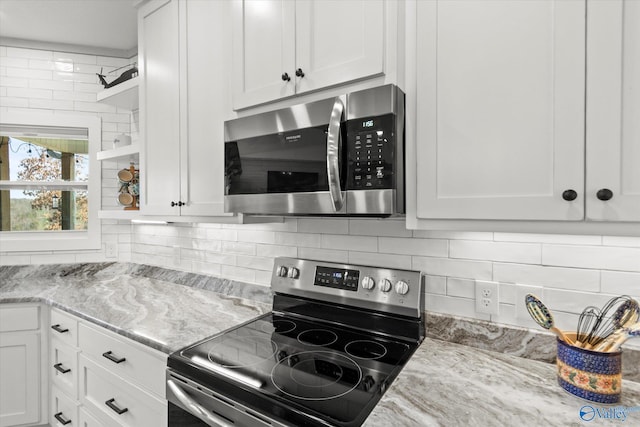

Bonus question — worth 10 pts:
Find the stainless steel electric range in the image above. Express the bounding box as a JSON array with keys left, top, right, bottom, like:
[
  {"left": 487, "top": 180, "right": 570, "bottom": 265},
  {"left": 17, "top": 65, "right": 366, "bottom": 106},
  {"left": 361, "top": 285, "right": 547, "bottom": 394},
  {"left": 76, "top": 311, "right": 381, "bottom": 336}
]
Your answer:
[{"left": 167, "top": 257, "right": 424, "bottom": 427}]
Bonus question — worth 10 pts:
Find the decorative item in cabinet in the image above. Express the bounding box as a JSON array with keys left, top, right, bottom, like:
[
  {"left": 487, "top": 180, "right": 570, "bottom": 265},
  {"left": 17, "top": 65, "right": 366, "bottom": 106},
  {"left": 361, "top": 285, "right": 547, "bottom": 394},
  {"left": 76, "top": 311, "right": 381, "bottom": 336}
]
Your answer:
[{"left": 117, "top": 163, "right": 139, "bottom": 211}]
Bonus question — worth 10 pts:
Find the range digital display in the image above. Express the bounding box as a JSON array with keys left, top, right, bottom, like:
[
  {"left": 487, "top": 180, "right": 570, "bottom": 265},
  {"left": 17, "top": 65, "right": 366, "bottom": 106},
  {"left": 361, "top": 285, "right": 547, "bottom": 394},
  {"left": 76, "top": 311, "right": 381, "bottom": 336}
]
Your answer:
[{"left": 314, "top": 267, "right": 359, "bottom": 292}]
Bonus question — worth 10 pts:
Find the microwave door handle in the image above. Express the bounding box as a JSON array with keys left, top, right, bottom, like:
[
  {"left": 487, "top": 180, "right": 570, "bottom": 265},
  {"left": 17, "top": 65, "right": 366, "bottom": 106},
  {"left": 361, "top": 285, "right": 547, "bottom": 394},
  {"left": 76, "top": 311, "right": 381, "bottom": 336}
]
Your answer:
[
  {"left": 167, "top": 379, "right": 233, "bottom": 427},
  {"left": 327, "top": 96, "right": 345, "bottom": 211}
]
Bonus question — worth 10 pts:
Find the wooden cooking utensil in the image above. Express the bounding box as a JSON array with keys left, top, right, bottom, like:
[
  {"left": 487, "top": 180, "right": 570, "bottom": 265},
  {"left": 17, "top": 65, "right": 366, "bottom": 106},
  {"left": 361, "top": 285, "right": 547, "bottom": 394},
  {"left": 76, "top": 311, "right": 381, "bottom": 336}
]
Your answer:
[{"left": 525, "top": 294, "right": 574, "bottom": 345}]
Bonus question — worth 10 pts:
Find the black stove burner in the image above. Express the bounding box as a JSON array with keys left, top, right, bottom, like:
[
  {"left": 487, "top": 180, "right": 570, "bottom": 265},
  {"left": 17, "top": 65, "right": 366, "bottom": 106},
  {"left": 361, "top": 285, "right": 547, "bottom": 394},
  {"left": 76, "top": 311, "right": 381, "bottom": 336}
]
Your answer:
[
  {"left": 345, "top": 340, "right": 388, "bottom": 360},
  {"left": 271, "top": 351, "right": 362, "bottom": 401},
  {"left": 267, "top": 319, "right": 296, "bottom": 334},
  {"left": 297, "top": 329, "right": 338, "bottom": 347}
]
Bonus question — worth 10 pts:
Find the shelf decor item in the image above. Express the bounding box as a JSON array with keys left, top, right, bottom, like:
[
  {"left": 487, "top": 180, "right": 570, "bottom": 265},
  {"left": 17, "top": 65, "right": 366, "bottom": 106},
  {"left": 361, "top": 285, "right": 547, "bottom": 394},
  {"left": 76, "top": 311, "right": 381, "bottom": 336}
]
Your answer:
[
  {"left": 117, "top": 163, "right": 140, "bottom": 211},
  {"left": 557, "top": 333, "right": 622, "bottom": 404}
]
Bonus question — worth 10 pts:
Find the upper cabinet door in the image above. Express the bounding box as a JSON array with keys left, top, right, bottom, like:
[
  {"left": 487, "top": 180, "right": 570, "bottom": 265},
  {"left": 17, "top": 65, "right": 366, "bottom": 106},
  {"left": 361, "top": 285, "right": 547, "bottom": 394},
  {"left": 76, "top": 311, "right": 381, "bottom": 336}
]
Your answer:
[
  {"left": 139, "top": 0, "right": 182, "bottom": 216},
  {"left": 232, "top": 0, "right": 296, "bottom": 109},
  {"left": 294, "top": 0, "right": 384, "bottom": 94},
  {"left": 586, "top": 0, "right": 640, "bottom": 221},
  {"left": 415, "top": 0, "right": 586, "bottom": 221}
]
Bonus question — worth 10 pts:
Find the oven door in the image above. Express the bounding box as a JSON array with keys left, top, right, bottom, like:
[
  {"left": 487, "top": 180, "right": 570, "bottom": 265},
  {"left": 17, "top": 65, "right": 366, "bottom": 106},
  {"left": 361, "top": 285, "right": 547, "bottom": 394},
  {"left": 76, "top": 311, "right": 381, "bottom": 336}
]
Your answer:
[{"left": 224, "top": 96, "right": 347, "bottom": 215}]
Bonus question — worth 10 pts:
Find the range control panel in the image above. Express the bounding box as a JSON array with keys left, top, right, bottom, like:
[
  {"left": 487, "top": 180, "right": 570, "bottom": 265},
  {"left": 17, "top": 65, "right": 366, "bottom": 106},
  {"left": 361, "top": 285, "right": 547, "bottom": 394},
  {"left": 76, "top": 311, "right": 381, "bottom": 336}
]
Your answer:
[{"left": 271, "top": 257, "right": 423, "bottom": 318}]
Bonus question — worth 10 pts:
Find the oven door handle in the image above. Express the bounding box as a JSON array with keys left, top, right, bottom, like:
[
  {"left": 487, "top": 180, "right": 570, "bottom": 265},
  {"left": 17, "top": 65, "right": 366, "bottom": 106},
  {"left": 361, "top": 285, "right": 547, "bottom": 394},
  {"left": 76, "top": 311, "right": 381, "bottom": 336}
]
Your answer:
[
  {"left": 327, "top": 96, "right": 345, "bottom": 212},
  {"left": 167, "top": 379, "right": 234, "bottom": 427}
]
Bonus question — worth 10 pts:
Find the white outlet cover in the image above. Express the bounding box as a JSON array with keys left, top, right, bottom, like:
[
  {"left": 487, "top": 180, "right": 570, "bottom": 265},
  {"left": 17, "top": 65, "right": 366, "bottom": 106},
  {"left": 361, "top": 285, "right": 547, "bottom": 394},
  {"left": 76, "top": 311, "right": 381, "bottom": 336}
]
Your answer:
[{"left": 475, "top": 280, "right": 500, "bottom": 315}]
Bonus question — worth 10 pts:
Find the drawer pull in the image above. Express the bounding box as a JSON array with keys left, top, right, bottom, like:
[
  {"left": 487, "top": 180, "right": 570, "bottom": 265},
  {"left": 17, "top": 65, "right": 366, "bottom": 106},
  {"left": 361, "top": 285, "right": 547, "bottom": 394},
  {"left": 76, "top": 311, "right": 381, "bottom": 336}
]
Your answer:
[
  {"left": 51, "top": 324, "right": 69, "bottom": 333},
  {"left": 105, "top": 398, "right": 128, "bottom": 415},
  {"left": 102, "top": 351, "right": 126, "bottom": 364},
  {"left": 54, "top": 411, "right": 72, "bottom": 425},
  {"left": 53, "top": 363, "right": 71, "bottom": 374}
]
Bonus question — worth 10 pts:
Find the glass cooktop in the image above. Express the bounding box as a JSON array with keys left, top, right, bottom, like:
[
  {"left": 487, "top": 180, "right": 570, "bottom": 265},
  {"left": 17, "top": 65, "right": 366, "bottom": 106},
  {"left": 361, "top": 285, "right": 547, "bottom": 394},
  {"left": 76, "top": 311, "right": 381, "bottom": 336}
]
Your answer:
[{"left": 174, "top": 312, "right": 415, "bottom": 426}]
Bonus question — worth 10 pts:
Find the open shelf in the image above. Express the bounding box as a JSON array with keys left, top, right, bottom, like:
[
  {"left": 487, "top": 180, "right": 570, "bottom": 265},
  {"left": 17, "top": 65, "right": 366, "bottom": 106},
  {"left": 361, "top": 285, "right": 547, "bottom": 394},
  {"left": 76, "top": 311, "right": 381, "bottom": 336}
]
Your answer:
[
  {"left": 96, "top": 77, "right": 139, "bottom": 110},
  {"left": 97, "top": 143, "right": 140, "bottom": 161}
]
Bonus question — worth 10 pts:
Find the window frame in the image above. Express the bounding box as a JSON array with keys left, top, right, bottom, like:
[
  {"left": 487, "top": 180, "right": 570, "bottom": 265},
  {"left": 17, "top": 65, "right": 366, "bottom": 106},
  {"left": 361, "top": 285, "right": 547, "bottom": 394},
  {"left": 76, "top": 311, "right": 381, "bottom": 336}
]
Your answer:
[{"left": 0, "top": 112, "right": 101, "bottom": 252}]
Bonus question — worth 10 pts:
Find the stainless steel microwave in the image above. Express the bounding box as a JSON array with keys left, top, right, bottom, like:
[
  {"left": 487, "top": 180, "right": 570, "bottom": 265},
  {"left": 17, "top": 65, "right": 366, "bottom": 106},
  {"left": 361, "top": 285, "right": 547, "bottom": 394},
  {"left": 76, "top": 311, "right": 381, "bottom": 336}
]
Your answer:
[{"left": 224, "top": 84, "right": 405, "bottom": 216}]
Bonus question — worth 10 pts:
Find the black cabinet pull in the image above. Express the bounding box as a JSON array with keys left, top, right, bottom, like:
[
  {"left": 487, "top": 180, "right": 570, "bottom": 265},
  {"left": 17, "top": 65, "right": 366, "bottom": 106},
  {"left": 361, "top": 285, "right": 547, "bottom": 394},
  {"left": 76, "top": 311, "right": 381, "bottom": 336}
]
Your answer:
[
  {"left": 281, "top": 72, "right": 290, "bottom": 81},
  {"left": 54, "top": 412, "right": 72, "bottom": 425},
  {"left": 102, "top": 351, "right": 126, "bottom": 364},
  {"left": 562, "top": 189, "right": 577, "bottom": 201},
  {"left": 171, "top": 201, "right": 176, "bottom": 207},
  {"left": 53, "top": 363, "right": 71, "bottom": 374},
  {"left": 596, "top": 188, "right": 613, "bottom": 201},
  {"left": 105, "top": 398, "right": 128, "bottom": 415},
  {"left": 51, "top": 324, "right": 69, "bottom": 333},
  {"left": 178, "top": 201, "right": 184, "bottom": 206},
  {"left": 295, "top": 68, "right": 305, "bottom": 78}
]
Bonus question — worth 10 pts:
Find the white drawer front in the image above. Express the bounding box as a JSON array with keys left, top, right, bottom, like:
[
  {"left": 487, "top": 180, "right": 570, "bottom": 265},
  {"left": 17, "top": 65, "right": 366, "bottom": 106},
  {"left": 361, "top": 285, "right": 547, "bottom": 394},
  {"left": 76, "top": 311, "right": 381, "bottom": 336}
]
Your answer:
[
  {"left": 79, "top": 407, "right": 108, "bottom": 427},
  {"left": 0, "top": 305, "right": 39, "bottom": 332},
  {"left": 78, "top": 323, "right": 166, "bottom": 397},
  {"left": 79, "top": 355, "right": 166, "bottom": 427},
  {"left": 51, "top": 338, "right": 79, "bottom": 400},
  {"left": 51, "top": 386, "right": 79, "bottom": 427},
  {"left": 50, "top": 308, "right": 79, "bottom": 348}
]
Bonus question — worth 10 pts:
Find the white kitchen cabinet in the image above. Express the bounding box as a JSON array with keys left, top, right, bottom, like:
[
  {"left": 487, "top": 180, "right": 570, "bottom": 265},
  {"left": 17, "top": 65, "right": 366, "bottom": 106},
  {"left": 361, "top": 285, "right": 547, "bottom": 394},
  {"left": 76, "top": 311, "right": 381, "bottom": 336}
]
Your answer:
[
  {"left": 586, "top": 0, "right": 640, "bottom": 222},
  {"left": 232, "top": 0, "right": 385, "bottom": 109},
  {"left": 413, "top": 0, "right": 585, "bottom": 221},
  {"left": 138, "top": 0, "right": 230, "bottom": 217},
  {"left": 51, "top": 386, "right": 79, "bottom": 427},
  {"left": 406, "top": 0, "right": 639, "bottom": 232},
  {"left": 0, "top": 304, "right": 46, "bottom": 427}
]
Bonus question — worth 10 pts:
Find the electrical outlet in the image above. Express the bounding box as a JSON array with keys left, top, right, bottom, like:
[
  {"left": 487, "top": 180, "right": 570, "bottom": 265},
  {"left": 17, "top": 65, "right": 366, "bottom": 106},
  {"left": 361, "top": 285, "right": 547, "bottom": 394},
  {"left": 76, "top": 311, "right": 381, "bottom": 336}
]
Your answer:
[
  {"left": 475, "top": 280, "right": 500, "bottom": 315},
  {"left": 105, "top": 242, "right": 117, "bottom": 258}
]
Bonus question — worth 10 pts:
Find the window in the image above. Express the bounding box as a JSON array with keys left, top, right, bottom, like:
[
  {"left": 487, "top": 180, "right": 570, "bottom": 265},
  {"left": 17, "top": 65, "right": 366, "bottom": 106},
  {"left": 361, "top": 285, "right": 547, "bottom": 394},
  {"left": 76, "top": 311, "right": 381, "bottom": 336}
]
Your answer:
[{"left": 0, "top": 113, "right": 101, "bottom": 252}]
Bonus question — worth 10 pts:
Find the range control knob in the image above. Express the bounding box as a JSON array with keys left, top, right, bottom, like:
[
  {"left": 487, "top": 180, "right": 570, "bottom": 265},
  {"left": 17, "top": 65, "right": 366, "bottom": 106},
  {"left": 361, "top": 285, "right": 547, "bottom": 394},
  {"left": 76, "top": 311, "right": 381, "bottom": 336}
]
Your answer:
[
  {"left": 379, "top": 279, "right": 392, "bottom": 293},
  {"left": 276, "top": 266, "right": 288, "bottom": 277},
  {"left": 394, "top": 280, "right": 409, "bottom": 295},
  {"left": 362, "top": 276, "right": 375, "bottom": 290},
  {"left": 287, "top": 267, "right": 300, "bottom": 279}
]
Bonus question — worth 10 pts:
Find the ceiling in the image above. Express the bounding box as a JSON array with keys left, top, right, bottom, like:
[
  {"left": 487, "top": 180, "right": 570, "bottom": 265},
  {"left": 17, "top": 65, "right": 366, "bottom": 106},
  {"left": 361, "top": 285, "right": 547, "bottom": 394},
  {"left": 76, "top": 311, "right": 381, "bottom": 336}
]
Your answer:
[{"left": 0, "top": 0, "right": 138, "bottom": 58}]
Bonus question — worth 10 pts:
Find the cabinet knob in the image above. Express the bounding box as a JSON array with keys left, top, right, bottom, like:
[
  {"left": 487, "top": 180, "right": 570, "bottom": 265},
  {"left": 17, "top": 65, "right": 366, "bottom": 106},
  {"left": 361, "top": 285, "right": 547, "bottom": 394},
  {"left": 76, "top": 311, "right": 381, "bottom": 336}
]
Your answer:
[
  {"left": 596, "top": 188, "right": 613, "bottom": 201},
  {"left": 178, "top": 201, "right": 184, "bottom": 207},
  {"left": 281, "top": 72, "right": 290, "bottom": 82},
  {"left": 171, "top": 201, "right": 176, "bottom": 207},
  {"left": 295, "top": 68, "right": 305, "bottom": 78},
  {"left": 562, "top": 189, "right": 577, "bottom": 201}
]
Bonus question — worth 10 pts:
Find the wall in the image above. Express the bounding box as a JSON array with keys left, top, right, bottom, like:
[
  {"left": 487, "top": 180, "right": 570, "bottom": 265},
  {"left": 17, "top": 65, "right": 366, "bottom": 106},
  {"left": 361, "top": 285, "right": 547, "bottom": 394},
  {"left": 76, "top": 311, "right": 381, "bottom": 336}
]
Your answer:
[
  {"left": 131, "top": 218, "right": 640, "bottom": 348},
  {"left": 0, "top": 45, "right": 134, "bottom": 264}
]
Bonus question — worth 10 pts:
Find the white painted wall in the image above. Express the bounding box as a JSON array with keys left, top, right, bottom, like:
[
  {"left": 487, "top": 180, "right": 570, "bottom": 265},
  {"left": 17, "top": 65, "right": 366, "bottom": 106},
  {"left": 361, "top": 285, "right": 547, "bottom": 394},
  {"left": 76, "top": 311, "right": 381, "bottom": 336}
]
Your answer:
[{"left": 0, "top": 45, "right": 134, "bottom": 263}]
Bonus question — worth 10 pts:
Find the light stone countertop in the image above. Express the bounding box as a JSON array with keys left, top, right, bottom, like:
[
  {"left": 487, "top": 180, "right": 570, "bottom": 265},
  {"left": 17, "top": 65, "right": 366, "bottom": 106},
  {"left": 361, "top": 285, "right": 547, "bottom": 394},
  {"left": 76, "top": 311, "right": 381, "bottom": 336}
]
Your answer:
[{"left": 2, "top": 265, "right": 639, "bottom": 426}]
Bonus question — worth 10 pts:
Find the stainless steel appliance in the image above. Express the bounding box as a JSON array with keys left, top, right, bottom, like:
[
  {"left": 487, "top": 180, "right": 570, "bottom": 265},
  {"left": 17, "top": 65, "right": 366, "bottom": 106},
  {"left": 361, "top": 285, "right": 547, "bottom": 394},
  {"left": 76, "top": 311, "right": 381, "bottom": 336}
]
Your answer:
[
  {"left": 167, "top": 257, "right": 424, "bottom": 427},
  {"left": 224, "top": 85, "right": 405, "bottom": 216}
]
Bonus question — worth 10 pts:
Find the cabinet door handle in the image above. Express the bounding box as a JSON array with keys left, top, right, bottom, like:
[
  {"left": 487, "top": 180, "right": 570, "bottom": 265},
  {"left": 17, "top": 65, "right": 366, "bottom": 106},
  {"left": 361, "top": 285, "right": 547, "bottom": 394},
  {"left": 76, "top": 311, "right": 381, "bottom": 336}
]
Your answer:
[
  {"left": 281, "top": 72, "right": 290, "bottom": 81},
  {"left": 171, "top": 201, "right": 176, "bottom": 207},
  {"left": 562, "top": 189, "right": 577, "bottom": 201},
  {"left": 51, "top": 324, "right": 69, "bottom": 333},
  {"left": 102, "top": 351, "right": 126, "bottom": 364},
  {"left": 54, "top": 412, "right": 72, "bottom": 425},
  {"left": 596, "top": 188, "right": 613, "bottom": 201},
  {"left": 295, "top": 68, "right": 305, "bottom": 78},
  {"left": 53, "top": 363, "right": 71, "bottom": 374},
  {"left": 105, "top": 398, "right": 128, "bottom": 415}
]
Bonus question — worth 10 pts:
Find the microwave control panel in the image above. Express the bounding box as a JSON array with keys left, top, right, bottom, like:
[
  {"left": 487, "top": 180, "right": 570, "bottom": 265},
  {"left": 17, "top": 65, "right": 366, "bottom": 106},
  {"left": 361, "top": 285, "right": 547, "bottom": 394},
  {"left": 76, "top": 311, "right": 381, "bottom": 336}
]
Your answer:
[{"left": 346, "top": 114, "right": 395, "bottom": 190}]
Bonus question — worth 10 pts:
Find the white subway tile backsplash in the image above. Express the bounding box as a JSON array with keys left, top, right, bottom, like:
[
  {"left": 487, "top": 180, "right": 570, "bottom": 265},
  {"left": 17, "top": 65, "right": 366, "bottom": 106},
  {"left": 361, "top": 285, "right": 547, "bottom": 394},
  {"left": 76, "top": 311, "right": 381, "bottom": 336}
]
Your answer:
[
  {"left": 30, "top": 78, "right": 74, "bottom": 91},
  {"left": 349, "top": 219, "right": 411, "bottom": 237},
  {"left": 256, "top": 244, "right": 297, "bottom": 258},
  {"left": 6, "top": 47, "right": 53, "bottom": 60},
  {"left": 412, "top": 230, "right": 493, "bottom": 240},
  {"left": 424, "top": 275, "right": 446, "bottom": 295},
  {"left": 378, "top": 237, "right": 448, "bottom": 257},
  {"left": 206, "top": 229, "right": 238, "bottom": 241},
  {"left": 221, "top": 265, "right": 255, "bottom": 282},
  {"left": 321, "top": 234, "right": 377, "bottom": 252},
  {"left": 412, "top": 256, "right": 493, "bottom": 281},
  {"left": 236, "top": 255, "right": 274, "bottom": 271},
  {"left": 298, "top": 247, "right": 348, "bottom": 263},
  {"left": 543, "top": 288, "right": 619, "bottom": 315},
  {"left": 347, "top": 251, "right": 412, "bottom": 270},
  {"left": 602, "top": 236, "right": 640, "bottom": 248},
  {"left": 446, "top": 278, "right": 475, "bottom": 299},
  {"left": 275, "top": 232, "right": 321, "bottom": 248},
  {"left": 425, "top": 294, "right": 490, "bottom": 321},
  {"left": 6, "top": 87, "right": 52, "bottom": 99},
  {"left": 298, "top": 218, "right": 348, "bottom": 234},
  {"left": 237, "top": 230, "right": 275, "bottom": 244},
  {"left": 543, "top": 245, "right": 640, "bottom": 272},
  {"left": 192, "top": 261, "right": 222, "bottom": 277},
  {"left": 6, "top": 67, "right": 52, "bottom": 80},
  {"left": 494, "top": 233, "right": 602, "bottom": 246},
  {"left": 493, "top": 263, "right": 600, "bottom": 292},
  {"left": 451, "top": 240, "right": 541, "bottom": 264},
  {"left": 205, "top": 252, "right": 236, "bottom": 266},
  {"left": 222, "top": 241, "right": 256, "bottom": 256},
  {"left": 0, "top": 76, "right": 29, "bottom": 87},
  {"left": 600, "top": 271, "right": 640, "bottom": 298}
]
